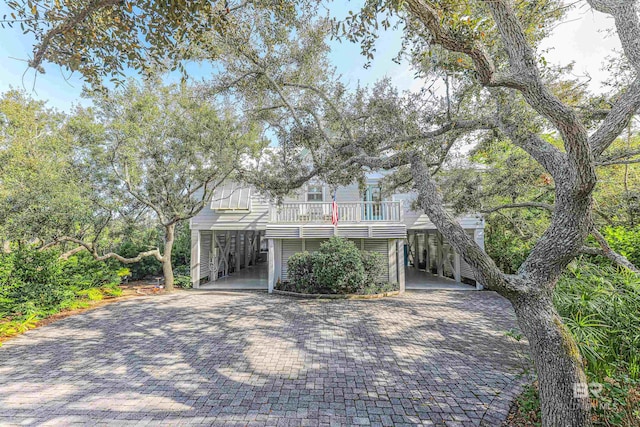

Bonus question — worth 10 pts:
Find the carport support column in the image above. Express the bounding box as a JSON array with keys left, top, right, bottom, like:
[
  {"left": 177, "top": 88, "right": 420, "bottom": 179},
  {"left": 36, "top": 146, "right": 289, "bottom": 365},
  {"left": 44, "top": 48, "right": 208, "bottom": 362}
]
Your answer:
[
  {"left": 244, "top": 231, "right": 251, "bottom": 267},
  {"left": 268, "top": 238, "right": 275, "bottom": 293},
  {"left": 235, "top": 230, "right": 241, "bottom": 273},
  {"left": 436, "top": 231, "right": 444, "bottom": 277},
  {"left": 424, "top": 231, "right": 430, "bottom": 272},
  {"left": 474, "top": 228, "right": 485, "bottom": 290},
  {"left": 453, "top": 251, "right": 461, "bottom": 283},
  {"left": 413, "top": 232, "right": 419, "bottom": 271},
  {"left": 397, "top": 239, "right": 405, "bottom": 294},
  {"left": 253, "top": 231, "right": 259, "bottom": 264},
  {"left": 190, "top": 229, "right": 201, "bottom": 289}
]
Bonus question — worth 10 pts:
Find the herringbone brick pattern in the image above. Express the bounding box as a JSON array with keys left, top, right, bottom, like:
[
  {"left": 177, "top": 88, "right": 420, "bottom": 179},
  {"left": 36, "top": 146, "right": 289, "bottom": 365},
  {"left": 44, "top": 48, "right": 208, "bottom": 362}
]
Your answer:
[{"left": 0, "top": 291, "right": 529, "bottom": 426}]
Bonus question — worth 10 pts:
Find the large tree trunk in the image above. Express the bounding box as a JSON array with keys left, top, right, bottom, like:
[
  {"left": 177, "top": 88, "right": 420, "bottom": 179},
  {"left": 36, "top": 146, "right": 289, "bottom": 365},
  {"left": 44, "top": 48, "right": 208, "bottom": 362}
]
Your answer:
[
  {"left": 162, "top": 223, "right": 176, "bottom": 292},
  {"left": 510, "top": 290, "right": 592, "bottom": 427}
]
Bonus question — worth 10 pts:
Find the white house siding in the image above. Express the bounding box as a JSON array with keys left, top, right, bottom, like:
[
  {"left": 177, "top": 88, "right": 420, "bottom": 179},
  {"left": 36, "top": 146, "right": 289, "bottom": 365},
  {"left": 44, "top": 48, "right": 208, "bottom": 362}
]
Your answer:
[
  {"left": 335, "top": 182, "right": 361, "bottom": 201},
  {"left": 283, "top": 182, "right": 362, "bottom": 203},
  {"left": 403, "top": 210, "right": 484, "bottom": 230},
  {"left": 280, "top": 240, "right": 303, "bottom": 281},
  {"left": 364, "top": 239, "right": 390, "bottom": 283}
]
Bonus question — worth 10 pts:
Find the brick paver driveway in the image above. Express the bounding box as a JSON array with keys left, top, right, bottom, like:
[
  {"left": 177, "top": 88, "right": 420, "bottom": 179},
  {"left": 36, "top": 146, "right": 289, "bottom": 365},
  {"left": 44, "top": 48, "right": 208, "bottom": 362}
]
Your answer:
[{"left": 0, "top": 291, "right": 529, "bottom": 426}]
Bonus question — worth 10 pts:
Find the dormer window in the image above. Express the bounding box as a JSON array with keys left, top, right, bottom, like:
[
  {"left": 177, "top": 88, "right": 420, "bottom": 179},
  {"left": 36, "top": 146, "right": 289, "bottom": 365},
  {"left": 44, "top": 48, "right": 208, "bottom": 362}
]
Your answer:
[{"left": 307, "top": 184, "right": 323, "bottom": 202}]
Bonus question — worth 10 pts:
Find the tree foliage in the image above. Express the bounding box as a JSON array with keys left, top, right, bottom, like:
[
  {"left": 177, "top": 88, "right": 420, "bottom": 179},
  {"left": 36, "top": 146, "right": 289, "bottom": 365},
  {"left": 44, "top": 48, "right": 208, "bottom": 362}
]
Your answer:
[
  {"left": 0, "top": 90, "right": 95, "bottom": 243},
  {"left": 2, "top": 0, "right": 308, "bottom": 88},
  {"left": 69, "top": 80, "right": 263, "bottom": 289}
]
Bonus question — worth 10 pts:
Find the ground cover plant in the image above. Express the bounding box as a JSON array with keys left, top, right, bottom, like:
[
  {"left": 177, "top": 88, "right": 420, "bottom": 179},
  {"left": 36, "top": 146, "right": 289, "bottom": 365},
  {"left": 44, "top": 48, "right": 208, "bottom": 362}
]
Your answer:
[
  {"left": 0, "top": 246, "right": 126, "bottom": 342},
  {"left": 506, "top": 258, "right": 640, "bottom": 426}
]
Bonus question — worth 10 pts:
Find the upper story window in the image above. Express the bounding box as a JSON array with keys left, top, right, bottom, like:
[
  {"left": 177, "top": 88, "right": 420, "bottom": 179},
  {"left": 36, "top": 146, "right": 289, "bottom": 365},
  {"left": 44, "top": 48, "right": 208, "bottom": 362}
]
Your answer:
[{"left": 307, "top": 184, "right": 323, "bottom": 202}]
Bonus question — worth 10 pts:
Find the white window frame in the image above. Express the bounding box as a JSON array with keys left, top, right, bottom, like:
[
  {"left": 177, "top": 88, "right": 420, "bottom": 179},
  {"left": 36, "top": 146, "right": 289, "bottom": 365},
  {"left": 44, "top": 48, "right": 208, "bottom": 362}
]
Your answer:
[{"left": 306, "top": 183, "right": 324, "bottom": 202}]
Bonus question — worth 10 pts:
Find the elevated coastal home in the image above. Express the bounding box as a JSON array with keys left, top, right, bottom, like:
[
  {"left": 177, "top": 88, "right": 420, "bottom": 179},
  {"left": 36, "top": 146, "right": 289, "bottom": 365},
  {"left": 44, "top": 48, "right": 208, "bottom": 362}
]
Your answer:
[{"left": 189, "top": 174, "right": 485, "bottom": 292}]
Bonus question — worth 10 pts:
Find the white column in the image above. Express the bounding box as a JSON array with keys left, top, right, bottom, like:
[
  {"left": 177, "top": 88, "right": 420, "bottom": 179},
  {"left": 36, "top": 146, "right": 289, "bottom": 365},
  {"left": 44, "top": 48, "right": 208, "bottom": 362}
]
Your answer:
[
  {"left": 190, "top": 229, "right": 201, "bottom": 288},
  {"left": 436, "top": 231, "right": 444, "bottom": 277},
  {"left": 424, "top": 231, "right": 429, "bottom": 272},
  {"left": 397, "top": 239, "right": 405, "bottom": 294},
  {"left": 235, "top": 230, "right": 241, "bottom": 273},
  {"left": 453, "top": 251, "right": 461, "bottom": 283},
  {"left": 474, "top": 228, "right": 485, "bottom": 290},
  {"left": 244, "top": 231, "right": 251, "bottom": 268},
  {"left": 388, "top": 238, "right": 396, "bottom": 284},
  {"left": 413, "top": 231, "right": 420, "bottom": 270},
  {"left": 268, "top": 238, "right": 275, "bottom": 293},
  {"left": 254, "top": 231, "right": 260, "bottom": 264}
]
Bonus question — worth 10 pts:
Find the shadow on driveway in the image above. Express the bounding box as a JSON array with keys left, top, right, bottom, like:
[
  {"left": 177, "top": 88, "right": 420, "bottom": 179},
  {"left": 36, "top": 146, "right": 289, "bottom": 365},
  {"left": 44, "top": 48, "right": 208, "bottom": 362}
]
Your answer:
[{"left": 0, "top": 290, "right": 529, "bottom": 426}]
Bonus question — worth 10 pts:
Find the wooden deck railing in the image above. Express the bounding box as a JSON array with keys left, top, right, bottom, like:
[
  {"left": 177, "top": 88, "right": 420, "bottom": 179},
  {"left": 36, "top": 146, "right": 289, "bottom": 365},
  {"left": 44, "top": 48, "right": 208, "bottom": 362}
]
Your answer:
[{"left": 270, "top": 201, "right": 403, "bottom": 223}]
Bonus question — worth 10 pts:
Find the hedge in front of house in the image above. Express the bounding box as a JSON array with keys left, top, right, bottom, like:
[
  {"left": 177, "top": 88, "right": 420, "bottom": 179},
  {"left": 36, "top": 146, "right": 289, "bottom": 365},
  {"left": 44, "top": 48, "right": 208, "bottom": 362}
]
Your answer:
[{"left": 284, "top": 237, "right": 387, "bottom": 294}]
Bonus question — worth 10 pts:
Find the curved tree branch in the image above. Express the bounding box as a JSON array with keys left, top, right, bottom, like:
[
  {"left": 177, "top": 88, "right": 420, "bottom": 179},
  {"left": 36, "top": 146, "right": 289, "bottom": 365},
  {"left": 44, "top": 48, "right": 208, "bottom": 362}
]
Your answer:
[
  {"left": 409, "top": 154, "right": 521, "bottom": 295},
  {"left": 43, "top": 236, "right": 164, "bottom": 263},
  {"left": 581, "top": 228, "right": 640, "bottom": 273},
  {"left": 590, "top": 77, "right": 640, "bottom": 157}
]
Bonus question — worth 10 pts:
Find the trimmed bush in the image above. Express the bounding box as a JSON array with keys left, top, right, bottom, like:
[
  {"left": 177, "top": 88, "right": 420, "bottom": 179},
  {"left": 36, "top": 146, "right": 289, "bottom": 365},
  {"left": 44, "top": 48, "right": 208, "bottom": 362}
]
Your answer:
[
  {"left": 174, "top": 275, "right": 192, "bottom": 289},
  {"left": 283, "top": 237, "right": 388, "bottom": 295},
  {"left": 287, "top": 251, "right": 315, "bottom": 293},
  {"left": 313, "top": 238, "right": 366, "bottom": 294},
  {"left": 0, "top": 247, "right": 68, "bottom": 315},
  {"left": 361, "top": 250, "right": 384, "bottom": 285}
]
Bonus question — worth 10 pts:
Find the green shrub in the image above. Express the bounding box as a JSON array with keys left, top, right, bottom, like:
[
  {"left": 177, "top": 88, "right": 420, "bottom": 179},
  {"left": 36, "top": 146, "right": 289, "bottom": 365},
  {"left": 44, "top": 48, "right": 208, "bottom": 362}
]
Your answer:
[
  {"left": 283, "top": 238, "right": 388, "bottom": 295},
  {"left": 287, "top": 251, "right": 315, "bottom": 292},
  {"left": 361, "top": 250, "right": 385, "bottom": 285},
  {"left": 601, "top": 226, "right": 640, "bottom": 268},
  {"left": 173, "top": 264, "right": 190, "bottom": 276},
  {"left": 171, "top": 223, "right": 191, "bottom": 270},
  {"left": 77, "top": 288, "right": 104, "bottom": 301},
  {"left": 174, "top": 275, "right": 192, "bottom": 289},
  {"left": 61, "top": 251, "right": 121, "bottom": 290},
  {"left": 555, "top": 260, "right": 640, "bottom": 380},
  {"left": 0, "top": 247, "right": 67, "bottom": 314},
  {"left": 0, "top": 246, "right": 127, "bottom": 341},
  {"left": 102, "top": 284, "right": 123, "bottom": 297},
  {"left": 114, "top": 241, "right": 162, "bottom": 280},
  {"left": 313, "top": 238, "right": 366, "bottom": 294}
]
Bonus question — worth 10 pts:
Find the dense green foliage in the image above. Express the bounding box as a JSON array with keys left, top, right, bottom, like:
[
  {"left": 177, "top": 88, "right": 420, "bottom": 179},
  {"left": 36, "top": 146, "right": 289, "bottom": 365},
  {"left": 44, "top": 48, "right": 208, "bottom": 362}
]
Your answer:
[
  {"left": 115, "top": 241, "right": 163, "bottom": 280},
  {"left": 512, "top": 261, "right": 640, "bottom": 426},
  {"left": 312, "top": 238, "right": 366, "bottom": 294},
  {"left": 554, "top": 261, "right": 640, "bottom": 425},
  {"left": 0, "top": 247, "right": 124, "bottom": 340},
  {"left": 283, "top": 237, "right": 388, "bottom": 294},
  {"left": 601, "top": 226, "right": 640, "bottom": 269}
]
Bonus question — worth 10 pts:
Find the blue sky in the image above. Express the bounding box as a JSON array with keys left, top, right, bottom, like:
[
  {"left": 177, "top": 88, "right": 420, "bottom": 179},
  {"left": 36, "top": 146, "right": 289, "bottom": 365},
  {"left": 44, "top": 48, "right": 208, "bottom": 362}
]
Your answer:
[{"left": 0, "top": 2, "right": 619, "bottom": 112}]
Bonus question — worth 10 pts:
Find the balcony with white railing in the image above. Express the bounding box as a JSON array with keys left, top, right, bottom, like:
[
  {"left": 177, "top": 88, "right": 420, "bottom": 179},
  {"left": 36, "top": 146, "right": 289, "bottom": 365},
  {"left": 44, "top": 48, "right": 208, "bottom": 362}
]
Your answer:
[{"left": 269, "top": 201, "right": 403, "bottom": 224}]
